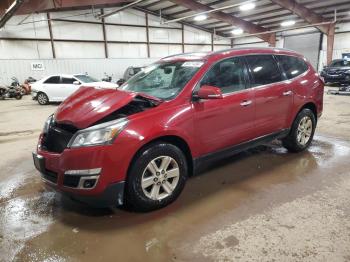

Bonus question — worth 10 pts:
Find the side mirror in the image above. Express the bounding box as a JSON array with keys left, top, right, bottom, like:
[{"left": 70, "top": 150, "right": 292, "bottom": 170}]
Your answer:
[
  {"left": 73, "top": 81, "right": 80, "bottom": 85},
  {"left": 195, "top": 85, "right": 223, "bottom": 100}
]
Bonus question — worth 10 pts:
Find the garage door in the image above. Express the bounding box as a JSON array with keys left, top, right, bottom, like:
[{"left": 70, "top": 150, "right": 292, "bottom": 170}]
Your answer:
[{"left": 284, "top": 33, "right": 321, "bottom": 69}]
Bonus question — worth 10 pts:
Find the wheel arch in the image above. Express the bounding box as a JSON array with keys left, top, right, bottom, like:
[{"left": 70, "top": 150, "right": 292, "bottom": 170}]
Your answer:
[
  {"left": 298, "top": 102, "right": 317, "bottom": 122},
  {"left": 127, "top": 135, "right": 194, "bottom": 178}
]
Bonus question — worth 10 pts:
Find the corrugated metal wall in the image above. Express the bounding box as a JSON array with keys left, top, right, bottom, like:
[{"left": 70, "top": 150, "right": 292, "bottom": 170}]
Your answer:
[{"left": 0, "top": 8, "right": 232, "bottom": 84}]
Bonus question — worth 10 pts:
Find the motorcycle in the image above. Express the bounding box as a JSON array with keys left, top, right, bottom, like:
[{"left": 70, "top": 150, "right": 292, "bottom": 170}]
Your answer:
[
  {"left": 21, "top": 76, "right": 36, "bottom": 95},
  {"left": 102, "top": 73, "right": 112, "bottom": 82},
  {"left": 0, "top": 85, "right": 22, "bottom": 100}
]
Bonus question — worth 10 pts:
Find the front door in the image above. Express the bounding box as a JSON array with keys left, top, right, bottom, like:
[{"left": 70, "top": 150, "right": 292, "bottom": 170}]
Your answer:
[
  {"left": 193, "top": 57, "right": 256, "bottom": 155},
  {"left": 60, "top": 76, "right": 81, "bottom": 101}
]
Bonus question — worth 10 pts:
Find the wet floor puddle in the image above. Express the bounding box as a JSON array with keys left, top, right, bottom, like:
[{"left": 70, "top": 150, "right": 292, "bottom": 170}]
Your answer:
[{"left": 0, "top": 135, "right": 349, "bottom": 261}]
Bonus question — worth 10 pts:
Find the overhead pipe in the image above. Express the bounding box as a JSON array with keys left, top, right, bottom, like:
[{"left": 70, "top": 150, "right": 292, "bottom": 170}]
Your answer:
[
  {"left": 228, "top": 20, "right": 335, "bottom": 39},
  {"left": 98, "top": 0, "right": 145, "bottom": 19},
  {"left": 0, "top": 0, "right": 24, "bottom": 28},
  {"left": 162, "top": 0, "right": 256, "bottom": 24}
]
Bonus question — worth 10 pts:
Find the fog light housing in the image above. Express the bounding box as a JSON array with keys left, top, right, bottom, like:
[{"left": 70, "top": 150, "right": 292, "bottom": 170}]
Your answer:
[
  {"left": 64, "top": 168, "right": 101, "bottom": 176},
  {"left": 83, "top": 179, "right": 97, "bottom": 189}
]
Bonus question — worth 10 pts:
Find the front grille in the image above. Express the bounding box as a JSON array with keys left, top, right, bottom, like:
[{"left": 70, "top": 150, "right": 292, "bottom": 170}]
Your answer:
[
  {"left": 42, "top": 122, "right": 77, "bottom": 153},
  {"left": 63, "top": 175, "right": 80, "bottom": 188},
  {"left": 42, "top": 169, "right": 58, "bottom": 184}
]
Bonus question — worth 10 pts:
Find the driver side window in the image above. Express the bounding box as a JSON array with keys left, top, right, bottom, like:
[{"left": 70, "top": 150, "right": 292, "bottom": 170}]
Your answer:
[{"left": 200, "top": 57, "right": 247, "bottom": 94}]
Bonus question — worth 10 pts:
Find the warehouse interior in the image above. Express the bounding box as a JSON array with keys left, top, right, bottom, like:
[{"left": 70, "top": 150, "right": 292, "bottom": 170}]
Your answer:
[{"left": 0, "top": 0, "right": 350, "bottom": 261}]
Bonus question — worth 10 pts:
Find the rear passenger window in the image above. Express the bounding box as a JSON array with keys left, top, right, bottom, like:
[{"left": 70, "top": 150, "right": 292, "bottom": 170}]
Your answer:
[
  {"left": 245, "top": 55, "right": 283, "bottom": 86},
  {"left": 277, "top": 55, "right": 309, "bottom": 79},
  {"left": 200, "top": 57, "right": 247, "bottom": 94},
  {"left": 44, "top": 76, "right": 60, "bottom": 84}
]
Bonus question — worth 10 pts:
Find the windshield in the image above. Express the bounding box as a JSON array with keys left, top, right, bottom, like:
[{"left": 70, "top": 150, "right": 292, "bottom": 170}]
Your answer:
[
  {"left": 75, "top": 75, "right": 99, "bottom": 83},
  {"left": 331, "top": 60, "right": 350, "bottom": 67},
  {"left": 120, "top": 61, "right": 204, "bottom": 100}
]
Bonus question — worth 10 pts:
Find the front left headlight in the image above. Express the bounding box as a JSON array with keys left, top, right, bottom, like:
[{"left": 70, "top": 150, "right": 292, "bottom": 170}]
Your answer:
[
  {"left": 43, "top": 114, "right": 53, "bottom": 134},
  {"left": 68, "top": 118, "right": 128, "bottom": 148}
]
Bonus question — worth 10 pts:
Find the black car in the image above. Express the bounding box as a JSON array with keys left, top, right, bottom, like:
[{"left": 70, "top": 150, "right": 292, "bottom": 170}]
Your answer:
[{"left": 321, "top": 59, "right": 350, "bottom": 84}]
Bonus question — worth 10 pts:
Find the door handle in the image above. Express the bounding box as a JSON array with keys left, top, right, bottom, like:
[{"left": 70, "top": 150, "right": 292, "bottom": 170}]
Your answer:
[
  {"left": 283, "top": 90, "right": 293, "bottom": 96},
  {"left": 240, "top": 100, "right": 252, "bottom": 107}
]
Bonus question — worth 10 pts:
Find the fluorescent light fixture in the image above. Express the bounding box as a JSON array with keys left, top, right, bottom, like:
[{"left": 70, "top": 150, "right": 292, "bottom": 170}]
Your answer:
[
  {"left": 239, "top": 2, "right": 256, "bottom": 11},
  {"left": 281, "top": 20, "right": 296, "bottom": 27},
  {"left": 232, "top": 28, "right": 244, "bottom": 35},
  {"left": 194, "top": 14, "right": 207, "bottom": 21}
]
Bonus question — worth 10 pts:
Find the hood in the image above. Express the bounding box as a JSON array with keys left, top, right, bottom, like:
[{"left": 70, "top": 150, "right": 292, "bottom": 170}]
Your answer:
[
  {"left": 324, "top": 66, "right": 350, "bottom": 72},
  {"left": 55, "top": 86, "right": 137, "bottom": 129},
  {"left": 83, "top": 81, "right": 118, "bottom": 88}
]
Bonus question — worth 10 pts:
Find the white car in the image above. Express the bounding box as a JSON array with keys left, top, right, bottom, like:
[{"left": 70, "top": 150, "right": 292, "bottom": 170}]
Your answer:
[{"left": 31, "top": 74, "right": 118, "bottom": 105}]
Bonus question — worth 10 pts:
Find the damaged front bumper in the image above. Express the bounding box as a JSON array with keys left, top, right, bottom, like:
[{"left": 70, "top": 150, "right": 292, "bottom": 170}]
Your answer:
[{"left": 32, "top": 142, "right": 129, "bottom": 207}]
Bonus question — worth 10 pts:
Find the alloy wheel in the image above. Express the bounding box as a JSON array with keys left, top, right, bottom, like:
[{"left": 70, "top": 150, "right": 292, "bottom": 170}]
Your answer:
[
  {"left": 141, "top": 156, "right": 180, "bottom": 201},
  {"left": 297, "top": 116, "right": 313, "bottom": 146},
  {"left": 38, "top": 93, "right": 47, "bottom": 104}
]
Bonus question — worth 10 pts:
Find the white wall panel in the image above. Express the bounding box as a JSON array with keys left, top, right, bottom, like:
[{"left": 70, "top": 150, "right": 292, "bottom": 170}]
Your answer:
[
  {"left": 184, "top": 45, "right": 212, "bottom": 52},
  {"left": 104, "top": 9, "right": 145, "bottom": 25},
  {"left": 106, "top": 25, "right": 146, "bottom": 42},
  {"left": 213, "top": 45, "right": 231, "bottom": 51},
  {"left": 55, "top": 42, "right": 105, "bottom": 58},
  {"left": 51, "top": 21, "right": 103, "bottom": 40},
  {"left": 149, "top": 28, "right": 182, "bottom": 43},
  {"left": 0, "top": 40, "right": 52, "bottom": 59},
  {"left": 214, "top": 37, "right": 231, "bottom": 45},
  {"left": 108, "top": 43, "right": 148, "bottom": 58},
  {"left": 150, "top": 44, "right": 182, "bottom": 58},
  {"left": 0, "top": 13, "right": 50, "bottom": 39},
  {"left": 0, "top": 58, "right": 156, "bottom": 84},
  {"left": 184, "top": 26, "right": 211, "bottom": 44},
  {"left": 148, "top": 14, "right": 181, "bottom": 29}
]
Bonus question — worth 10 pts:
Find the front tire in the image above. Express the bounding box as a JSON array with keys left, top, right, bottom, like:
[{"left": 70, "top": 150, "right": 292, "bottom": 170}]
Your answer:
[
  {"left": 125, "top": 142, "right": 188, "bottom": 212},
  {"left": 282, "top": 108, "right": 316, "bottom": 152},
  {"left": 37, "top": 92, "right": 49, "bottom": 105}
]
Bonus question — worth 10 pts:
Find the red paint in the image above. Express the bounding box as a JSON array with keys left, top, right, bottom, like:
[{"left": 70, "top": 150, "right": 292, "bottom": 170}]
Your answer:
[{"left": 35, "top": 48, "right": 324, "bottom": 200}]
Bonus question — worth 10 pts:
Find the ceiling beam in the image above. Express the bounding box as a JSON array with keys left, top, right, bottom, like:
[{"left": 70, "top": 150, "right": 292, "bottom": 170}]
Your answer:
[
  {"left": 269, "top": 0, "right": 330, "bottom": 34},
  {"left": 168, "top": 0, "right": 276, "bottom": 45}
]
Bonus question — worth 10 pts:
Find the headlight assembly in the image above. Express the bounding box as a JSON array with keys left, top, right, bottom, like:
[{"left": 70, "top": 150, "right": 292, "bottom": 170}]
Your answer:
[
  {"left": 43, "top": 114, "right": 53, "bottom": 134},
  {"left": 68, "top": 118, "right": 128, "bottom": 148}
]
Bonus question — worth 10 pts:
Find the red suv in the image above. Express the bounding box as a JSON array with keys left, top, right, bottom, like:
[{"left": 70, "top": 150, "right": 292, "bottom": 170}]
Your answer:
[{"left": 33, "top": 48, "right": 324, "bottom": 211}]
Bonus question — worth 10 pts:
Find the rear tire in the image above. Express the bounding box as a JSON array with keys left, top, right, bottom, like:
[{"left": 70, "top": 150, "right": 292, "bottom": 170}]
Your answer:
[
  {"left": 37, "top": 92, "right": 49, "bottom": 105},
  {"left": 282, "top": 108, "right": 316, "bottom": 152},
  {"left": 125, "top": 142, "right": 188, "bottom": 212}
]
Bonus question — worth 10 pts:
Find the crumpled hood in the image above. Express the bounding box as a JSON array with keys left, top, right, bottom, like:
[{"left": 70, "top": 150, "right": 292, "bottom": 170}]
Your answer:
[{"left": 55, "top": 86, "right": 137, "bottom": 129}]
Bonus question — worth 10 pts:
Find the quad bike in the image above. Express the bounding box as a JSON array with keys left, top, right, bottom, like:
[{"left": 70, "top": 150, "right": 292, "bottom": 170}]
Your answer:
[{"left": 0, "top": 85, "right": 22, "bottom": 100}]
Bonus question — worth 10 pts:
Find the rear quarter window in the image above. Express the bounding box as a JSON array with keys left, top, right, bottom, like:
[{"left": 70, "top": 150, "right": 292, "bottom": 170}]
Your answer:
[{"left": 277, "top": 55, "right": 309, "bottom": 79}]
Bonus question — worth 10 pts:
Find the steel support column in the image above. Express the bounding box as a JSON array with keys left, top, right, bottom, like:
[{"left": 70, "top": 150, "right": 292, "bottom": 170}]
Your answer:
[{"left": 327, "top": 23, "right": 335, "bottom": 65}]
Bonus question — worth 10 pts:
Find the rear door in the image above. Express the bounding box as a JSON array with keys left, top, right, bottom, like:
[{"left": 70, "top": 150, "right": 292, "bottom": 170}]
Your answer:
[
  {"left": 245, "top": 54, "right": 292, "bottom": 137},
  {"left": 193, "top": 56, "right": 256, "bottom": 155}
]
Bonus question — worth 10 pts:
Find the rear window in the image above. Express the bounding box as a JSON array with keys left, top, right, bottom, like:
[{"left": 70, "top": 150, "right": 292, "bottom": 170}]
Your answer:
[
  {"left": 277, "top": 55, "right": 309, "bottom": 79},
  {"left": 245, "top": 55, "right": 283, "bottom": 86}
]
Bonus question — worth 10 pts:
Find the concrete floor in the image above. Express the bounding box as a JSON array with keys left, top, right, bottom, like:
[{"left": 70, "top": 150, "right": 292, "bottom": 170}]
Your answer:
[{"left": 0, "top": 87, "right": 350, "bottom": 261}]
